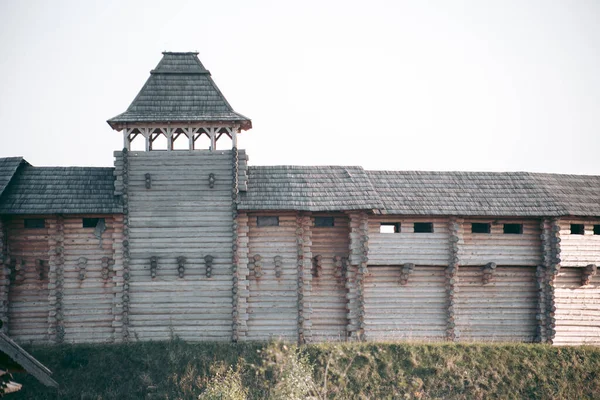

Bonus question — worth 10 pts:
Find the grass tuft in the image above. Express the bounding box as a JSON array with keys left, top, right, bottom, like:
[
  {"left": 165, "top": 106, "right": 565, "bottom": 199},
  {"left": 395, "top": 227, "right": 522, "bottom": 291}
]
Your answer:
[{"left": 9, "top": 341, "right": 600, "bottom": 399}]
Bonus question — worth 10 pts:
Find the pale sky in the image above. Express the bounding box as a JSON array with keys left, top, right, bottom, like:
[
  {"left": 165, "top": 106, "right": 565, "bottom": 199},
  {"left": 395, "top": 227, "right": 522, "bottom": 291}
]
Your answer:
[{"left": 1, "top": 0, "right": 599, "bottom": 174}]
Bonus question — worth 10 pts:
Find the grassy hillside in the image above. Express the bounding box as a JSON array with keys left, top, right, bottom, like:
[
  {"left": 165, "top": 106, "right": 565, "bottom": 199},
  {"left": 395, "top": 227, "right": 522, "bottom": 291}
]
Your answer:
[{"left": 10, "top": 340, "right": 600, "bottom": 399}]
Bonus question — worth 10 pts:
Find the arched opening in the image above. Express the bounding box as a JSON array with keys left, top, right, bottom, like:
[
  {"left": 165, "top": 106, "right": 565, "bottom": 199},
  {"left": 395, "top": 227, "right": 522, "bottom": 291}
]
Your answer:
[
  {"left": 171, "top": 129, "right": 190, "bottom": 150},
  {"left": 129, "top": 131, "right": 146, "bottom": 151},
  {"left": 215, "top": 128, "right": 232, "bottom": 150},
  {"left": 149, "top": 129, "right": 167, "bottom": 151},
  {"left": 194, "top": 132, "right": 211, "bottom": 150}
]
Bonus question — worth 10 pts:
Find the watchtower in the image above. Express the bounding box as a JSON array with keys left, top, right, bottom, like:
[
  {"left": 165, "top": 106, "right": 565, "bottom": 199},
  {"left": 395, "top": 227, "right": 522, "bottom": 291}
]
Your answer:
[{"left": 107, "top": 52, "right": 250, "bottom": 342}]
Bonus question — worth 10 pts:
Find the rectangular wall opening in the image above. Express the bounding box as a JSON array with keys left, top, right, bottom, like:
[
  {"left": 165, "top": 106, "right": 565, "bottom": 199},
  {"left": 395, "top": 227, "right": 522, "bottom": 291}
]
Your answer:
[
  {"left": 314, "top": 217, "right": 334, "bottom": 227},
  {"left": 471, "top": 223, "right": 491, "bottom": 234},
  {"left": 83, "top": 218, "right": 104, "bottom": 228},
  {"left": 24, "top": 218, "right": 45, "bottom": 229},
  {"left": 503, "top": 223, "right": 523, "bottom": 234},
  {"left": 414, "top": 222, "right": 433, "bottom": 233},
  {"left": 257, "top": 216, "right": 279, "bottom": 227},
  {"left": 570, "top": 224, "right": 585, "bottom": 235},
  {"left": 380, "top": 222, "right": 400, "bottom": 233}
]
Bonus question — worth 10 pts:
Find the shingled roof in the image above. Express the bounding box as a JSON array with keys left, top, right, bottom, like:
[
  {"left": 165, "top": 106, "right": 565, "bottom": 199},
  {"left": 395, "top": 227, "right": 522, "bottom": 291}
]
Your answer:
[
  {"left": 107, "top": 52, "right": 251, "bottom": 130},
  {"left": 367, "top": 170, "right": 565, "bottom": 217},
  {"left": 239, "top": 166, "right": 384, "bottom": 211},
  {"left": 533, "top": 173, "right": 600, "bottom": 217},
  {"left": 239, "top": 167, "right": 600, "bottom": 217},
  {"left": 0, "top": 157, "right": 26, "bottom": 199},
  {"left": 0, "top": 165, "right": 122, "bottom": 215}
]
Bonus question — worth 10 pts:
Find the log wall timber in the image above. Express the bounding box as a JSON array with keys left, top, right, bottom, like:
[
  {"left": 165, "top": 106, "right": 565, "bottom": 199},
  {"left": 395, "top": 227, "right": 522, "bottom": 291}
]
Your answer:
[
  {"left": 121, "top": 150, "right": 234, "bottom": 341},
  {"left": 456, "top": 266, "right": 538, "bottom": 342},
  {"left": 347, "top": 212, "right": 368, "bottom": 340},
  {"left": 446, "top": 217, "right": 462, "bottom": 341},
  {"left": 459, "top": 219, "right": 542, "bottom": 266},
  {"left": 542, "top": 218, "right": 561, "bottom": 343},
  {"left": 235, "top": 212, "right": 250, "bottom": 340},
  {"left": 61, "top": 215, "right": 118, "bottom": 343},
  {"left": 309, "top": 213, "right": 349, "bottom": 341},
  {"left": 368, "top": 217, "right": 449, "bottom": 266},
  {"left": 364, "top": 265, "right": 448, "bottom": 341},
  {"left": 554, "top": 267, "right": 600, "bottom": 345},
  {"left": 111, "top": 214, "right": 125, "bottom": 341},
  {"left": 0, "top": 218, "right": 8, "bottom": 333},
  {"left": 231, "top": 148, "right": 240, "bottom": 342},
  {"left": 47, "top": 216, "right": 64, "bottom": 343},
  {"left": 558, "top": 218, "right": 600, "bottom": 267},
  {"left": 246, "top": 212, "right": 298, "bottom": 341},
  {"left": 119, "top": 148, "right": 131, "bottom": 341},
  {"left": 237, "top": 150, "right": 248, "bottom": 193},
  {"left": 297, "top": 212, "right": 312, "bottom": 343},
  {"left": 5, "top": 216, "right": 51, "bottom": 343}
]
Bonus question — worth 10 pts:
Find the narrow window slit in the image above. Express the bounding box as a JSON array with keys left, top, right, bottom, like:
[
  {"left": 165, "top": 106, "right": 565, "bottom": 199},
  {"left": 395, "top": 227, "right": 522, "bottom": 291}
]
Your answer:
[
  {"left": 314, "top": 217, "right": 334, "bottom": 227},
  {"left": 257, "top": 216, "right": 279, "bottom": 227},
  {"left": 570, "top": 224, "right": 585, "bottom": 235},
  {"left": 414, "top": 222, "right": 433, "bottom": 233},
  {"left": 380, "top": 223, "right": 400, "bottom": 233},
  {"left": 471, "top": 223, "right": 491, "bottom": 234},
  {"left": 503, "top": 223, "right": 523, "bottom": 234}
]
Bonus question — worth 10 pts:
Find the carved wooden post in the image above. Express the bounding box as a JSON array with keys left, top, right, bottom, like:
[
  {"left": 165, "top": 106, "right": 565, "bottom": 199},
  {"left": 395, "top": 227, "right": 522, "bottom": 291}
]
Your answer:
[
  {"left": 210, "top": 127, "right": 217, "bottom": 151},
  {"left": 144, "top": 128, "right": 150, "bottom": 152},
  {"left": 297, "top": 212, "right": 313, "bottom": 344},
  {"left": 187, "top": 127, "right": 194, "bottom": 150},
  {"left": 165, "top": 127, "right": 172, "bottom": 151},
  {"left": 232, "top": 126, "right": 238, "bottom": 149},
  {"left": 123, "top": 128, "right": 130, "bottom": 151}
]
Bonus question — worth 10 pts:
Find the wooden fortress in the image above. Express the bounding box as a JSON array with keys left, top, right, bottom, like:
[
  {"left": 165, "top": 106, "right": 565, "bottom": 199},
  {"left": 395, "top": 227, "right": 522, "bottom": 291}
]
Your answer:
[{"left": 0, "top": 52, "right": 599, "bottom": 346}]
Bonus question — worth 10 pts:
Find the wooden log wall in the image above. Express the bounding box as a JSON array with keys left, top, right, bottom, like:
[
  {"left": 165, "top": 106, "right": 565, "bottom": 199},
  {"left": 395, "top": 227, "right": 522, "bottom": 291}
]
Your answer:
[
  {"left": 245, "top": 212, "right": 298, "bottom": 341},
  {"left": 347, "top": 212, "right": 368, "bottom": 340},
  {"left": 111, "top": 214, "right": 125, "bottom": 341},
  {"left": 542, "top": 218, "right": 561, "bottom": 343},
  {"left": 234, "top": 212, "right": 250, "bottom": 340},
  {"left": 60, "top": 215, "right": 118, "bottom": 343},
  {"left": 5, "top": 216, "right": 51, "bottom": 343},
  {"left": 446, "top": 217, "right": 462, "bottom": 341},
  {"left": 0, "top": 218, "right": 8, "bottom": 333},
  {"left": 237, "top": 149, "right": 249, "bottom": 192},
  {"left": 455, "top": 266, "right": 538, "bottom": 342},
  {"left": 553, "top": 267, "right": 600, "bottom": 345},
  {"left": 297, "top": 212, "right": 312, "bottom": 343},
  {"left": 118, "top": 150, "right": 234, "bottom": 341},
  {"left": 459, "top": 219, "right": 542, "bottom": 266},
  {"left": 231, "top": 148, "right": 241, "bottom": 342},
  {"left": 309, "top": 213, "right": 348, "bottom": 342},
  {"left": 368, "top": 217, "right": 449, "bottom": 266},
  {"left": 558, "top": 218, "right": 600, "bottom": 267},
  {"left": 47, "top": 216, "right": 64, "bottom": 343},
  {"left": 363, "top": 265, "right": 448, "bottom": 341}
]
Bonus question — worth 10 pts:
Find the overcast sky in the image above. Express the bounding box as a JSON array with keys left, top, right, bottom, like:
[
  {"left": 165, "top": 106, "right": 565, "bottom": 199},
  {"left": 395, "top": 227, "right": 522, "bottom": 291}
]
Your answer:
[{"left": 1, "top": 1, "right": 599, "bottom": 174}]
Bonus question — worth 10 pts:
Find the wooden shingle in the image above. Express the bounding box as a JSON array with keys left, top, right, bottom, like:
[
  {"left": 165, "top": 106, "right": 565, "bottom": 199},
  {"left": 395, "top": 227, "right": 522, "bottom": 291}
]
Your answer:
[
  {"left": 0, "top": 165, "right": 122, "bottom": 214},
  {"left": 107, "top": 52, "right": 251, "bottom": 130}
]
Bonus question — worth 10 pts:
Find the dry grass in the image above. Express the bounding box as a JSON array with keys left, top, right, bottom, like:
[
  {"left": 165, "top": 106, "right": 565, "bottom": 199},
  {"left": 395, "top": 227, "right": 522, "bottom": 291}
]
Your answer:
[{"left": 10, "top": 339, "right": 600, "bottom": 399}]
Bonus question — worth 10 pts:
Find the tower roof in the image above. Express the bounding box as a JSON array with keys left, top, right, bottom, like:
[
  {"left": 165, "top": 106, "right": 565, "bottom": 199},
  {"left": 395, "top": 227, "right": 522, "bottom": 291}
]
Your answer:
[{"left": 107, "top": 52, "right": 251, "bottom": 131}]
